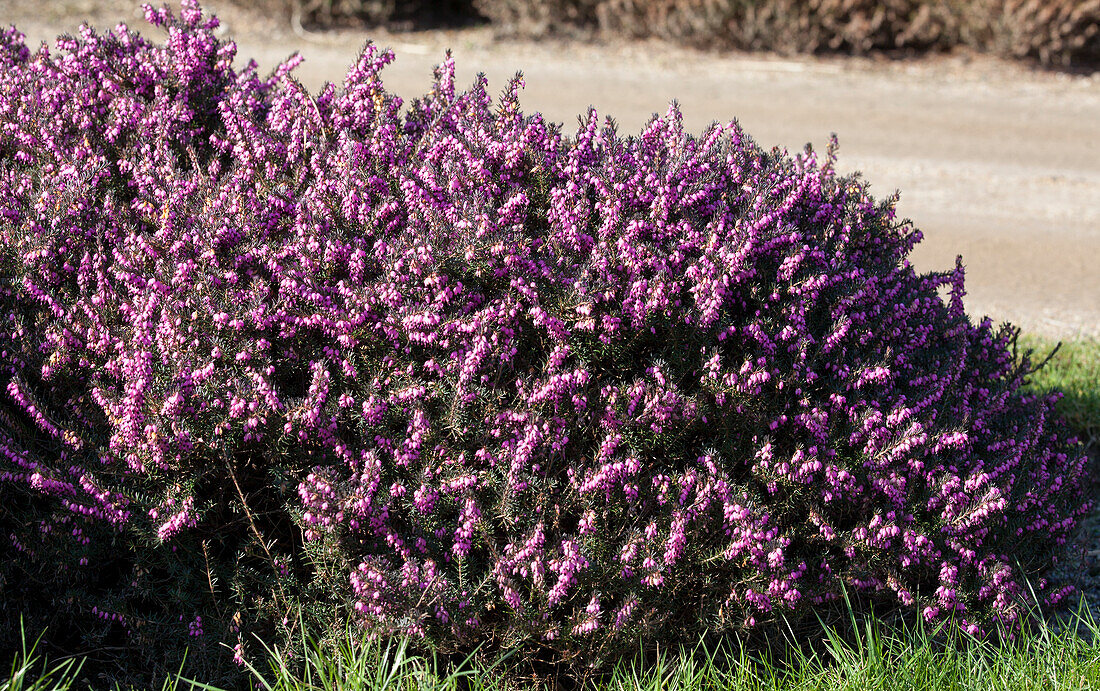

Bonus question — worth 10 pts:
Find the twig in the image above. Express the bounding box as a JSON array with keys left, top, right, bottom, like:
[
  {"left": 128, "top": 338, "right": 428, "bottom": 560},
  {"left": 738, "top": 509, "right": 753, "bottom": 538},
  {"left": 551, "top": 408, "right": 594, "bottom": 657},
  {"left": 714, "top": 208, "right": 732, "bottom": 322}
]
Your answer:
[
  {"left": 227, "top": 459, "right": 289, "bottom": 607},
  {"left": 1024, "top": 340, "right": 1063, "bottom": 376}
]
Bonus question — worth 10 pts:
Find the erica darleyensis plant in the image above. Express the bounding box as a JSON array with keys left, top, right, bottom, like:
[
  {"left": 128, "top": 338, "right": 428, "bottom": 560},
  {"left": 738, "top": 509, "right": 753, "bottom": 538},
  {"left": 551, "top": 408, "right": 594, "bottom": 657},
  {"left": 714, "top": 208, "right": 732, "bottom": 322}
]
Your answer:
[{"left": 0, "top": 0, "right": 1089, "bottom": 681}]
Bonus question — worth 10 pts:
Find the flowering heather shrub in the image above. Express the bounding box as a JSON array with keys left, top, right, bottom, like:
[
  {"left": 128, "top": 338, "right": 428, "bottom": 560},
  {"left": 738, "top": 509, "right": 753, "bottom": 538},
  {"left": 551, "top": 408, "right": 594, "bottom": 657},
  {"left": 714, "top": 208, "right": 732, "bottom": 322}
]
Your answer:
[{"left": 0, "top": 0, "right": 1090, "bottom": 680}]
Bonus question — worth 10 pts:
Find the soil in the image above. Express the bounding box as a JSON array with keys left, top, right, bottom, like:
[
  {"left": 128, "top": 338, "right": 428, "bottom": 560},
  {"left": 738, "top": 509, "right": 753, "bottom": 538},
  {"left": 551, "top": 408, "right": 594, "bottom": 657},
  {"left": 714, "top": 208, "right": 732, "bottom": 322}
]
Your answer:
[{"left": 5, "top": 0, "right": 1100, "bottom": 624}]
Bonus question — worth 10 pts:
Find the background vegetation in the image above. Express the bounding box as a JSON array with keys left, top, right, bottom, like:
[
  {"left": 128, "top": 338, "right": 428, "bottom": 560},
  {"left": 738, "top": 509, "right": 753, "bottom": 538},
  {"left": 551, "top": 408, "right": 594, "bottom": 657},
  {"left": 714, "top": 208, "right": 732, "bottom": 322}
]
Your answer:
[{"left": 271, "top": 0, "right": 1100, "bottom": 68}]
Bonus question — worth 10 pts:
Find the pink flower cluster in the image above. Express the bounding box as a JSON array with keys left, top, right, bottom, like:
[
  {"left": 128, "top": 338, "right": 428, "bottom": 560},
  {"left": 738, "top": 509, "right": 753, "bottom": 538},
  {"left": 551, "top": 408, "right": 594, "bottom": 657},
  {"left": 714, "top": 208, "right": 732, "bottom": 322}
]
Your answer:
[{"left": 0, "top": 0, "right": 1089, "bottom": 671}]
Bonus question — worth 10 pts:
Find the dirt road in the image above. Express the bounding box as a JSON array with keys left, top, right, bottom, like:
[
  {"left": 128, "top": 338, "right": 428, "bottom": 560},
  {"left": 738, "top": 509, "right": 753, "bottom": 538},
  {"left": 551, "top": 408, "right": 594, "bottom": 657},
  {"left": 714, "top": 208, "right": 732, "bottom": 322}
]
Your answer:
[{"left": 7, "top": 1, "right": 1100, "bottom": 340}]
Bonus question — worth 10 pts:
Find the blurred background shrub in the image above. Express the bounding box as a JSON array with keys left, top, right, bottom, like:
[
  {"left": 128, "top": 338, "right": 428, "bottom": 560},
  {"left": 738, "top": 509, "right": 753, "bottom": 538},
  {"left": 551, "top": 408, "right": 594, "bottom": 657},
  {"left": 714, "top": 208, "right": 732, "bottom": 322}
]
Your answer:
[{"left": 269, "top": 0, "right": 1100, "bottom": 68}]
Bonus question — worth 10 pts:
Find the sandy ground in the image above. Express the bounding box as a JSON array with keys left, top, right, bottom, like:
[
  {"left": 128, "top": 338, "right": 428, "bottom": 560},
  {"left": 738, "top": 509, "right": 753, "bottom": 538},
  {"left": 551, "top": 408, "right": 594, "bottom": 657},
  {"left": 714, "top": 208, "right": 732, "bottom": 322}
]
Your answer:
[{"left": 5, "top": 0, "right": 1099, "bottom": 340}]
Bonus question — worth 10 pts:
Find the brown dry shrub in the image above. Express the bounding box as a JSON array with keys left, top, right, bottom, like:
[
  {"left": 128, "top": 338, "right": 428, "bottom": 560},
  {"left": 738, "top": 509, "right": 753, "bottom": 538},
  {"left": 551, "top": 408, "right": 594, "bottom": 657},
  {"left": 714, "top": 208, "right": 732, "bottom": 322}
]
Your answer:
[
  {"left": 991, "top": 0, "right": 1100, "bottom": 64},
  {"left": 588, "top": 0, "right": 961, "bottom": 53},
  {"left": 238, "top": 0, "right": 1099, "bottom": 66},
  {"left": 252, "top": 0, "right": 485, "bottom": 29},
  {"left": 470, "top": 0, "right": 1100, "bottom": 66}
]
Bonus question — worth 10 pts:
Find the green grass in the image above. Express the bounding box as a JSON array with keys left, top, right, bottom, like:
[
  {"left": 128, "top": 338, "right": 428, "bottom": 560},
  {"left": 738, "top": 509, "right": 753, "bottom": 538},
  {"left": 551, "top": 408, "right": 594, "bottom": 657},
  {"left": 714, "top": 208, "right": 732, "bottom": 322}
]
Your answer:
[
  {"left": 6, "top": 335, "right": 1100, "bottom": 691},
  {"left": 1019, "top": 335, "right": 1100, "bottom": 451},
  {"left": 1, "top": 626, "right": 83, "bottom": 691},
  {"left": 9, "top": 602, "right": 1100, "bottom": 691},
  {"left": 204, "top": 606, "right": 1100, "bottom": 691}
]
